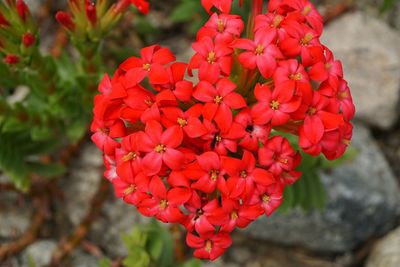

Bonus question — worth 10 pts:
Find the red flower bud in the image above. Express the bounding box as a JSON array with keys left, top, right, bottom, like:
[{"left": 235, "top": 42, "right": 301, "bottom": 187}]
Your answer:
[
  {"left": 55, "top": 11, "right": 75, "bottom": 31},
  {"left": 114, "top": 0, "right": 131, "bottom": 14},
  {"left": 4, "top": 54, "right": 20, "bottom": 65},
  {"left": 16, "top": 0, "right": 29, "bottom": 22},
  {"left": 22, "top": 32, "right": 35, "bottom": 48},
  {"left": 0, "top": 12, "right": 9, "bottom": 26},
  {"left": 85, "top": 0, "right": 97, "bottom": 25}
]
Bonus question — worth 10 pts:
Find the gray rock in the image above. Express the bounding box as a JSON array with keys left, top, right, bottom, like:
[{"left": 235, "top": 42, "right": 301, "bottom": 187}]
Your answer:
[
  {"left": 0, "top": 193, "right": 32, "bottom": 240},
  {"left": 245, "top": 123, "right": 400, "bottom": 253},
  {"left": 366, "top": 226, "right": 400, "bottom": 267},
  {"left": 61, "top": 144, "right": 103, "bottom": 226},
  {"left": 21, "top": 240, "right": 58, "bottom": 267},
  {"left": 89, "top": 196, "right": 149, "bottom": 257},
  {"left": 69, "top": 249, "right": 99, "bottom": 267},
  {"left": 321, "top": 12, "right": 400, "bottom": 129}
]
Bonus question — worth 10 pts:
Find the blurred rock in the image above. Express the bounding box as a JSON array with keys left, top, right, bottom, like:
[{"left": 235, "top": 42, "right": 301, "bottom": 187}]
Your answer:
[
  {"left": 366, "top": 226, "right": 400, "bottom": 267},
  {"left": 61, "top": 144, "right": 103, "bottom": 226},
  {"left": 0, "top": 192, "right": 31, "bottom": 240},
  {"left": 321, "top": 12, "right": 400, "bottom": 129},
  {"left": 245, "top": 123, "right": 400, "bottom": 253},
  {"left": 21, "top": 240, "right": 57, "bottom": 267},
  {"left": 89, "top": 195, "right": 149, "bottom": 257},
  {"left": 68, "top": 249, "right": 99, "bottom": 267}
]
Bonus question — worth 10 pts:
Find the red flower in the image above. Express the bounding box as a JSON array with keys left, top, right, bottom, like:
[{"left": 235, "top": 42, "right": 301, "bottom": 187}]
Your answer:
[
  {"left": 112, "top": 172, "right": 150, "bottom": 205},
  {"left": 138, "top": 120, "right": 185, "bottom": 175},
  {"left": 85, "top": 0, "right": 97, "bottom": 25},
  {"left": 115, "top": 133, "right": 142, "bottom": 179},
  {"left": 91, "top": 118, "right": 125, "bottom": 155},
  {"left": 16, "top": 0, "right": 29, "bottom": 22},
  {"left": 250, "top": 183, "right": 283, "bottom": 216},
  {"left": 3, "top": 54, "right": 20, "bottom": 65},
  {"left": 161, "top": 105, "right": 207, "bottom": 138},
  {"left": 189, "top": 37, "right": 232, "bottom": 83},
  {"left": 222, "top": 151, "right": 275, "bottom": 200},
  {"left": 22, "top": 32, "right": 35, "bottom": 48},
  {"left": 198, "top": 13, "right": 244, "bottom": 43},
  {"left": 130, "top": 0, "right": 150, "bottom": 14},
  {"left": 251, "top": 83, "right": 301, "bottom": 126},
  {"left": 189, "top": 151, "right": 225, "bottom": 193},
  {"left": 184, "top": 195, "right": 227, "bottom": 234},
  {"left": 121, "top": 45, "right": 175, "bottom": 86},
  {"left": 55, "top": 11, "right": 75, "bottom": 31},
  {"left": 235, "top": 108, "right": 271, "bottom": 151},
  {"left": 220, "top": 201, "right": 264, "bottom": 232},
  {"left": 193, "top": 78, "right": 246, "bottom": 131},
  {"left": 186, "top": 232, "right": 232, "bottom": 260},
  {"left": 201, "top": 0, "right": 234, "bottom": 14},
  {"left": 139, "top": 176, "right": 191, "bottom": 223},
  {"left": 258, "top": 136, "right": 299, "bottom": 176},
  {"left": 233, "top": 30, "right": 283, "bottom": 78}
]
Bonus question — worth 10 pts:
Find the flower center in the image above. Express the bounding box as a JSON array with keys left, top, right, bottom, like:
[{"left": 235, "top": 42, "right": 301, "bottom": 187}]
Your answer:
[
  {"left": 240, "top": 170, "right": 247, "bottom": 178},
  {"left": 214, "top": 95, "right": 223, "bottom": 104},
  {"left": 122, "top": 152, "right": 136, "bottom": 161},
  {"left": 307, "top": 107, "right": 317, "bottom": 115},
  {"left": 205, "top": 240, "right": 213, "bottom": 253},
  {"left": 338, "top": 91, "right": 348, "bottom": 100},
  {"left": 270, "top": 100, "right": 280, "bottom": 110},
  {"left": 255, "top": 44, "right": 265, "bottom": 55},
  {"left": 209, "top": 170, "right": 219, "bottom": 181},
  {"left": 123, "top": 184, "right": 136, "bottom": 195},
  {"left": 159, "top": 199, "right": 168, "bottom": 210},
  {"left": 142, "top": 63, "right": 151, "bottom": 71},
  {"left": 300, "top": 33, "right": 313, "bottom": 45},
  {"left": 177, "top": 117, "right": 188, "bottom": 127},
  {"left": 207, "top": 51, "right": 217, "bottom": 64},
  {"left": 272, "top": 15, "right": 283, "bottom": 28},
  {"left": 262, "top": 194, "right": 270, "bottom": 203},
  {"left": 216, "top": 19, "right": 225, "bottom": 33},
  {"left": 290, "top": 73, "right": 302, "bottom": 81},
  {"left": 342, "top": 139, "right": 351, "bottom": 145},
  {"left": 302, "top": 5, "right": 312, "bottom": 16},
  {"left": 231, "top": 210, "right": 238, "bottom": 220},
  {"left": 154, "top": 144, "right": 166, "bottom": 153},
  {"left": 144, "top": 99, "right": 153, "bottom": 106}
]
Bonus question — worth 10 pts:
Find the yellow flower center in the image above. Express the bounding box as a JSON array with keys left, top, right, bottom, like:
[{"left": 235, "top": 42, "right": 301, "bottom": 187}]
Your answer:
[
  {"left": 240, "top": 170, "right": 247, "bottom": 178},
  {"left": 205, "top": 240, "right": 213, "bottom": 252},
  {"left": 272, "top": 15, "right": 283, "bottom": 28},
  {"left": 122, "top": 152, "right": 136, "bottom": 162},
  {"left": 300, "top": 33, "right": 313, "bottom": 45},
  {"left": 207, "top": 51, "right": 217, "bottom": 64},
  {"left": 302, "top": 5, "right": 312, "bottom": 16},
  {"left": 177, "top": 117, "right": 188, "bottom": 127},
  {"left": 214, "top": 95, "right": 223, "bottom": 104},
  {"left": 209, "top": 170, "right": 219, "bottom": 181},
  {"left": 255, "top": 44, "right": 265, "bottom": 55},
  {"left": 217, "top": 19, "right": 225, "bottom": 33},
  {"left": 159, "top": 199, "right": 168, "bottom": 210},
  {"left": 290, "top": 73, "right": 302, "bottom": 81},
  {"left": 262, "top": 194, "right": 270, "bottom": 203},
  {"left": 123, "top": 185, "right": 136, "bottom": 195},
  {"left": 270, "top": 100, "right": 280, "bottom": 110},
  {"left": 142, "top": 63, "right": 151, "bottom": 71},
  {"left": 154, "top": 144, "right": 166, "bottom": 153},
  {"left": 307, "top": 107, "right": 317, "bottom": 116},
  {"left": 231, "top": 210, "right": 238, "bottom": 220}
]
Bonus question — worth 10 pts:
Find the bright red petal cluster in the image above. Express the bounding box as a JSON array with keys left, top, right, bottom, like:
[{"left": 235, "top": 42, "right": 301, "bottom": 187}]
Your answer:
[{"left": 91, "top": 0, "right": 354, "bottom": 261}]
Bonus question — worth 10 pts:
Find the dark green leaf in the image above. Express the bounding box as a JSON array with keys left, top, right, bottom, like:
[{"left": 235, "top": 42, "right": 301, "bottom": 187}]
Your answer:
[{"left": 26, "top": 162, "right": 66, "bottom": 178}]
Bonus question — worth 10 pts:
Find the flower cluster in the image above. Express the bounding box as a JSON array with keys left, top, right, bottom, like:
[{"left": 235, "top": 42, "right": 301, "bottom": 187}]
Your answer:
[
  {"left": 91, "top": 0, "right": 354, "bottom": 260},
  {"left": 0, "top": 0, "right": 36, "bottom": 65}
]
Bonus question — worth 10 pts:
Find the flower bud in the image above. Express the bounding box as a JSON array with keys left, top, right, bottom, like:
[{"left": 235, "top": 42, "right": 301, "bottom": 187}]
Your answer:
[
  {"left": 114, "top": 0, "right": 131, "bottom": 14},
  {"left": 4, "top": 54, "right": 20, "bottom": 65},
  {"left": 85, "top": 0, "right": 97, "bottom": 25},
  {"left": 55, "top": 11, "right": 76, "bottom": 31},
  {"left": 22, "top": 32, "right": 35, "bottom": 47},
  {"left": 0, "top": 12, "right": 9, "bottom": 26},
  {"left": 16, "top": 0, "right": 29, "bottom": 22}
]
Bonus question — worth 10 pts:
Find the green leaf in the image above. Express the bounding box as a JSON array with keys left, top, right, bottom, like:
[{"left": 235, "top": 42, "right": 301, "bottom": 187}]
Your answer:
[
  {"left": 170, "top": 0, "right": 201, "bottom": 23},
  {"left": 122, "top": 249, "right": 150, "bottom": 267},
  {"left": 26, "top": 162, "right": 66, "bottom": 178},
  {"left": 380, "top": 0, "right": 398, "bottom": 13},
  {"left": 180, "top": 259, "right": 202, "bottom": 267},
  {"left": 98, "top": 258, "right": 112, "bottom": 267},
  {"left": 31, "top": 126, "right": 53, "bottom": 141}
]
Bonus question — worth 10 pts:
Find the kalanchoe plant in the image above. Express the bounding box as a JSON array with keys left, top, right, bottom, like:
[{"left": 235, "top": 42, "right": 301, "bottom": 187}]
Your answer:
[
  {"left": 0, "top": 0, "right": 149, "bottom": 190},
  {"left": 92, "top": 0, "right": 355, "bottom": 261}
]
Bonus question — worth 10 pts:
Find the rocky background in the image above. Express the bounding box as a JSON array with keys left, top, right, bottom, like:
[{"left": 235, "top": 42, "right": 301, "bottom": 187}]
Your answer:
[{"left": 1, "top": 1, "right": 400, "bottom": 267}]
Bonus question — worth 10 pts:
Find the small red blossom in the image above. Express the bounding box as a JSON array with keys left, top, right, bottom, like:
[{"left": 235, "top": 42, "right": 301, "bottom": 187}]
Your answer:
[{"left": 22, "top": 32, "right": 35, "bottom": 48}]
